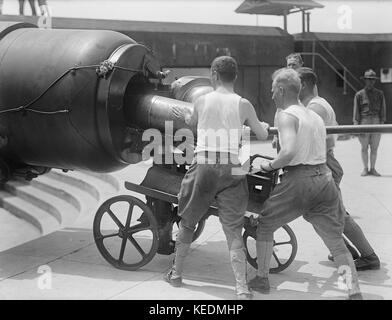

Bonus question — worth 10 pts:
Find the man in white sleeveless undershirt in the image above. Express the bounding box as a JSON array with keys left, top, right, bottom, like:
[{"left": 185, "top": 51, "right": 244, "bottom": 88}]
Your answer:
[
  {"left": 168, "top": 56, "right": 269, "bottom": 299},
  {"left": 298, "top": 67, "right": 380, "bottom": 271},
  {"left": 249, "top": 68, "right": 362, "bottom": 300}
]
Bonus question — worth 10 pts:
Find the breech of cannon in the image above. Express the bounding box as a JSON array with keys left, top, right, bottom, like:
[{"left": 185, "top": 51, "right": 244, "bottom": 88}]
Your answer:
[
  {"left": 126, "top": 95, "right": 194, "bottom": 133},
  {"left": 122, "top": 77, "right": 213, "bottom": 163},
  {"left": 124, "top": 75, "right": 213, "bottom": 133}
]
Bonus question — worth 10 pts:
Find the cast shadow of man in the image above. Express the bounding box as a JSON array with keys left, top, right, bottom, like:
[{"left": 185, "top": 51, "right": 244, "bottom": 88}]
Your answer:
[{"left": 179, "top": 247, "right": 387, "bottom": 300}]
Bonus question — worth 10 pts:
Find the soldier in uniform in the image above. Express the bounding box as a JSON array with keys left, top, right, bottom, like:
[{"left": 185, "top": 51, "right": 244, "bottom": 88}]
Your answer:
[{"left": 353, "top": 69, "right": 387, "bottom": 176}]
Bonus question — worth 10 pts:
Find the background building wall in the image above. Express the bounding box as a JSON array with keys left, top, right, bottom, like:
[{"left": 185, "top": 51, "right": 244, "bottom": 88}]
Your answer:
[
  {"left": 1, "top": 15, "right": 390, "bottom": 125},
  {"left": 296, "top": 34, "right": 392, "bottom": 124}
]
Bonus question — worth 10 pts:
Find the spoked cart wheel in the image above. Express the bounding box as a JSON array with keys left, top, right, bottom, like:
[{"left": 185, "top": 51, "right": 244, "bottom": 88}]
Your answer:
[
  {"left": 93, "top": 195, "right": 159, "bottom": 271},
  {"left": 243, "top": 220, "right": 298, "bottom": 274}
]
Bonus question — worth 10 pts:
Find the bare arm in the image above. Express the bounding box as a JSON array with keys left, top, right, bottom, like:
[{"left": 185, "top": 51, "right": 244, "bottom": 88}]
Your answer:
[
  {"left": 273, "top": 108, "right": 282, "bottom": 126},
  {"left": 308, "top": 103, "right": 328, "bottom": 123},
  {"left": 267, "top": 112, "right": 297, "bottom": 170},
  {"left": 241, "top": 98, "right": 269, "bottom": 141},
  {"left": 185, "top": 97, "right": 200, "bottom": 127},
  {"left": 172, "top": 96, "right": 201, "bottom": 128},
  {"left": 272, "top": 108, "right": 282, "bottom": 148},
  {"left": 308, "top": 102, "right": 335, "bottom": 150}
]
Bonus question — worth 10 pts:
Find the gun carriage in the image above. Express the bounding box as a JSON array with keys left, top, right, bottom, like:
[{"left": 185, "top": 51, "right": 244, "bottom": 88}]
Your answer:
[{"left": 93, "top": 154, "right": 298, "bottom": 274}]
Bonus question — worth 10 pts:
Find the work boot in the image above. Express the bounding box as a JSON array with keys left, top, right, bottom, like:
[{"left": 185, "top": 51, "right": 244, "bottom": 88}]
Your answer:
[
  {"left": 361, "top": 168, "right": 369, "bottom": 176},
  {"left": 164, "top": 268, "right": 183, "bottom": 287},
  {"left": 369, "top": 168, "right": 381, "bottom": 176},
  {"left": 348, "top": 293, "right": 364, "bottom": 300},
  {"left": 355, "top": 253, "right": 380, "bottom": 271},
  {"left": 248, "top": 276, "right": 270, "bottom": 294}
]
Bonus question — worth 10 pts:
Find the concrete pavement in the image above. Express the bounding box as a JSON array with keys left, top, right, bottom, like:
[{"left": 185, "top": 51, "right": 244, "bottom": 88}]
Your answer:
[{"left": 0, "top": 134, "right": 391, "bottom": 300}]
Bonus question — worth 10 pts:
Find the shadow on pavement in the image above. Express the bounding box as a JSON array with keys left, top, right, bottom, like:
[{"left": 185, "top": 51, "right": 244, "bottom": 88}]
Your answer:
[{"left": 0, "top": 228, "right": 388, "bottom": 300}]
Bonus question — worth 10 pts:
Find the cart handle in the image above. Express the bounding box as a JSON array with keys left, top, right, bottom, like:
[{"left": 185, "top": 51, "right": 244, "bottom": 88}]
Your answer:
[{"left": 249, "top": 154, "right": 274, "bottom": 164}]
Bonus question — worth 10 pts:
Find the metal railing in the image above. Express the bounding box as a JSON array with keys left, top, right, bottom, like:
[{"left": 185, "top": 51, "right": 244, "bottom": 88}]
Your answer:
[
  {"left": 300, "top": 35, "right": 362, "bottom": 95},
  {"left": 300, "top": 51, "right": 359, "bottom": 94},
  {"left": 314, "top": 39, "right": 362, "bottom": 88}
]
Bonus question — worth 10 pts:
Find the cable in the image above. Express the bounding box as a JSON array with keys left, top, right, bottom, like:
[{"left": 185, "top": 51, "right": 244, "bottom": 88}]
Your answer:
[
  {"left": 0, "top": 64, "right": 111, "bottom": 115},
  {"left": 22, "top": 65, "right": 99, "bottom": 110},
  {"left": 0, "top": 61, "right": 145, "bottom": 116},
  {"left": 24, "top": 108, "right": 69, "bottom": 115},
  {"left": 113, "top": 66, "right": 144, "bottom": 73},
  {"left": 0, "top": 65, "right": 98, "bottom": 116},
  {"left": 0, "top": 106, "right": 24, "bottom": 114}
]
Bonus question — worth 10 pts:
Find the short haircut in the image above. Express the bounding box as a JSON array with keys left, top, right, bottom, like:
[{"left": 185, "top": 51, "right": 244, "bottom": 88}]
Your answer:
[
  {"left": 297, "top": 67, "right": 318, "bottom": 87},
  {"left": 285, "top": 53, "right": 304, "bottom": 66},
  {"left": 211, "top": 56, "right": 238, "bottom": 83},
  {"left": 273, "top": 68, "right": 301, "bottom": 94},
  {"left": 271, "top": 67, "right": 286, "bottom": 81},
  {"left": 286, "top": 52, "right": 304, "bottom": 67}
]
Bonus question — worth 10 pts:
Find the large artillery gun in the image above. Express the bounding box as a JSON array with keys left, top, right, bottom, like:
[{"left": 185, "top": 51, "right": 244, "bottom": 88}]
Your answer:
[
  {"left": 0, "top": 21, "right": 209, "bottom": 182},
  {"left": 1, "top": 21, "right": 391, "bottom": 272},
  {"left": 0, "top": 21, "right": 391, "bottom": 181}
]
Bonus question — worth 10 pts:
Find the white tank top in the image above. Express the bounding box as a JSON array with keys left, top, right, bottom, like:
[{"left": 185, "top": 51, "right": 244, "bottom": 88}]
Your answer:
[
  {"left": 308, "top": 96, "right": 338, "bottom": 149},
  {"left": 194, "top": 91, "right": 242, "bottom": 155},
  {"left": 281, "top": 104, "right": 326, "bottom": 166}
]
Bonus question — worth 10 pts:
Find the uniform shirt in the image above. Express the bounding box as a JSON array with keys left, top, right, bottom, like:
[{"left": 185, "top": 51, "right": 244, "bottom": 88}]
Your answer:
[
  {"left": 194, "top": 91, "right": 242, "bottom": 155},
  {"left": 307, "top": 96, "right": 338, "bottom": 150},
  {"left": 353, "top": 87, "right": 386, "bottom": 123},
  {"left": 280, "top": 104, "right": 326, "bottom": 166}
]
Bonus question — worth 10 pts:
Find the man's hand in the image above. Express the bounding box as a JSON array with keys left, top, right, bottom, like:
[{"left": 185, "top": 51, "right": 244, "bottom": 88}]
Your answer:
[
  {"left": 260, "top": 160, "right": 273, "bottom": 172},
  {"left": 353, "top": 121, "right": 359, "bottom": 125}
]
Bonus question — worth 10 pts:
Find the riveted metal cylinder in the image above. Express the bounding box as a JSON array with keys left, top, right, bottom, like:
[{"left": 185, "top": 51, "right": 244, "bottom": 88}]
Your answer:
[{"left": 0, "top": 22, "right": 160, "bottom": 172}]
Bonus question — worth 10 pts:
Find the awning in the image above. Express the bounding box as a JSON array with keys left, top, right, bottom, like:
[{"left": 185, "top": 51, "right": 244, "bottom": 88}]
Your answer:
[{"left": 235, "top": 0, "right": 324, "bottom": 16}]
